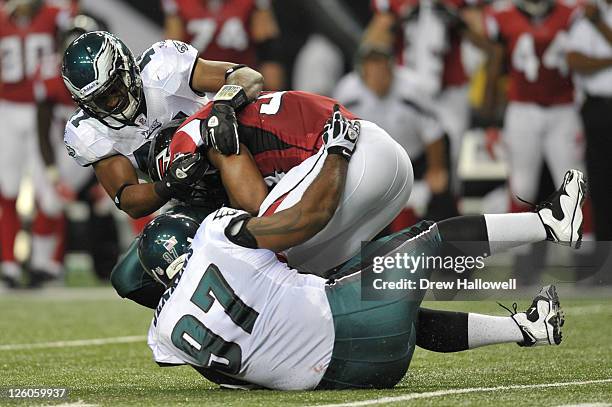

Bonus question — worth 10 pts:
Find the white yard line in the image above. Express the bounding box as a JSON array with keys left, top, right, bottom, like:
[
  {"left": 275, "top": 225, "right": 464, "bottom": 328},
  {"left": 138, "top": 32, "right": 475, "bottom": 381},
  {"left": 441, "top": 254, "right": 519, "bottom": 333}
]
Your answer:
[
  {"left": 311, "top": 379, "right": 612, "bottom": 407},
  {"left": 0, "top": 335, "right": 146, "bottom": 351}
]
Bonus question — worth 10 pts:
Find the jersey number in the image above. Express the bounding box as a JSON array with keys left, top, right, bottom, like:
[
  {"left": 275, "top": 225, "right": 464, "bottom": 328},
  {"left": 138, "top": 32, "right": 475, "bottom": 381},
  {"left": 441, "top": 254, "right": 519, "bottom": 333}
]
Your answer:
[
  {"left": 0, "top": 34, "right": 54, "bottom": 83},
  {"left": 170, "top": 263, "right": 259, "bottom": 374},
  {"left": 258, "top": 91, "right": 285, "bottom": 115},
  {"left": 187, "top": 18, "right": 248, "bottom": 53},
  {"left": 511, "top": 32, "right": 569, "bottom": 82}
]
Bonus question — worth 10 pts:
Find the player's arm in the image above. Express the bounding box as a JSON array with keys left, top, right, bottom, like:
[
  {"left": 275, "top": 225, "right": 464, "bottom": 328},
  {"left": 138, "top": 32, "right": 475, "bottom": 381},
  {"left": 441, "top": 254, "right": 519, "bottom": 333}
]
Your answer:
[
  {"left": 36, "top": 100, "right": 55, "bottom": 168},
  {"left": 566, "top": 51, "right": 612, "bottom": 74},
  {"left": 191, "top": 59, "right": 263, "bottom": 102},
  {"left": 192, "top": 61, "right": 264, "bottom": 156},
  {"left": 94, "top": 155, "right": 167, "bottom": 219},
  {"left": 363, "top": 10, "right": 397, "bottom": 47},
  {"left": 95, "top": 153, "right": 209, "bottom": 219},
  {"left": 164, "top": 14, "right": 186, "bottom": 41},
  {"left": 251, "top": 6, "right": 285, "bottom": 90},
  {"left": 246, "top": 154, "right": 348, "bottom": 253},
  {"left": 207, "top": 143, "right": 268, "bottom": 215},
  {"left": 424, "top": 138, "right": 449, "bottom": 194},
  {"left": 244, "top": 107, "right": 359, "bottom": 253}
]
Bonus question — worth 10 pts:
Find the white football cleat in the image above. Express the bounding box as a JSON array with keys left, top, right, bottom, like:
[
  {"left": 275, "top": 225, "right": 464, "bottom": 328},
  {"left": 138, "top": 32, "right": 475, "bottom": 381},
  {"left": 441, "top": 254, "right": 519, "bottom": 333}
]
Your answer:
[
  {"left": 501, "top": 285, "right": 564, "bottom": 347},
  {"left": 537, "top": 169, "right": 587, "bottom": 249}
]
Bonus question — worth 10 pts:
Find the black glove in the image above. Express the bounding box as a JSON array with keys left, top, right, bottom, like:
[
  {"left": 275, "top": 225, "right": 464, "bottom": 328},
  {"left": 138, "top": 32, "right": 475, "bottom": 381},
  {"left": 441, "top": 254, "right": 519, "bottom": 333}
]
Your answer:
[
  {"left": 154, "top": 153, "right": 209, "bottom": 201},
  {"left": 203, "top": 103, "right": 240, "bottom": 155},
  {"left": 180, "top": 172, "right": 229, "bottom": 211},
  {"left": 322, "top": 105, "right": 360, "bottom": 161}
]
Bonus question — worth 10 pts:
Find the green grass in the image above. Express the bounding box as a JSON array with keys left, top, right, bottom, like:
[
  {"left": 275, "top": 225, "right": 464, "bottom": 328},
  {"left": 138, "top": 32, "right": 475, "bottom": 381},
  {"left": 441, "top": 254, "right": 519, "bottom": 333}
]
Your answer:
[{"left": 0, "top": 288, "right": 610, "bottom": 406}]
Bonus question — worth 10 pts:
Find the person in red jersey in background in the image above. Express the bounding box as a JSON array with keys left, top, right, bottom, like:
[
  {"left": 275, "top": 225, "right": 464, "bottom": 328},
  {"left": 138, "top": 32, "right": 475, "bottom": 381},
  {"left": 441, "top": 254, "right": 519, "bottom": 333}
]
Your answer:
[
  {"left": 0, "top": 0, "right": 69, "bottom": 288},
  {"left": 154, "top": 91, "right": 413, "bottom": 275},
  {"left": 364, "top": 0, "right": 489, "bottom": 192},
  {"left": 162, "top": 0, "right": 285, "bottom": 90},
  {"left": 29, "top": 13, "right": 125, "bottom": 287},
  {"left": 483, "top": 0, "right": 585, "bottom": 213}
]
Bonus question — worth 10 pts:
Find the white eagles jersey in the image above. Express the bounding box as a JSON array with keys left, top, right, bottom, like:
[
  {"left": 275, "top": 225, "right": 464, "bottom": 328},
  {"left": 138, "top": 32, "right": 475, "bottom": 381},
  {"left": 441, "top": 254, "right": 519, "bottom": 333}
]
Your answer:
[
  {"left": 64, "top": 40, "right": 209, "bottom": 168},
  {"left": 148, "top": 208, "right": 335, "bottom": 391}
]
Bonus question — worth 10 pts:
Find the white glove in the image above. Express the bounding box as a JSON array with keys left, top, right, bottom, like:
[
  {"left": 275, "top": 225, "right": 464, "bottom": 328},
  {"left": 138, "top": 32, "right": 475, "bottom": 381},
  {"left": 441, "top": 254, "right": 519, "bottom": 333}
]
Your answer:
[{"left": 322, "top": 104, "right": 360, "bottom": 161}]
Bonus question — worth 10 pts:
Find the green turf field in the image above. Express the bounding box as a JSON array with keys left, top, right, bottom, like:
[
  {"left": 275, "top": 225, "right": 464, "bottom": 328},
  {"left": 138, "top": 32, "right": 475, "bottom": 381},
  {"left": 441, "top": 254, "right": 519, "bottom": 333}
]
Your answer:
[{"left": 0, "top": 287, "right": 610, "bottom": 406}]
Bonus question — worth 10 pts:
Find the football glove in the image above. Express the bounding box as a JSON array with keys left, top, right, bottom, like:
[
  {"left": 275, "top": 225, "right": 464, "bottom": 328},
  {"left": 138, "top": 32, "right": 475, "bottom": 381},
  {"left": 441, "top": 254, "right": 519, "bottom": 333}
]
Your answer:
[
  {"left": 204, "top": 103, "right": 240, "bottom": 156},
  {"left": 180, "top": 172, "right": 229, "bottom": 211},
  {"left": 322, "top": 105, "right": 360, "bottom": 161},
  {"left": 154, "top": 153, "right": 209, "bottom": 201}
]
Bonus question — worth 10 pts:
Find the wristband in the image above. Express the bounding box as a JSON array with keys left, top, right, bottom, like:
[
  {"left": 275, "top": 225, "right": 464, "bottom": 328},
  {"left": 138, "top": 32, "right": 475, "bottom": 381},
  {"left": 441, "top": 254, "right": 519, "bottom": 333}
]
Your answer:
[
  {"left": 153, "top": 181, "right": 172, "bottom": 201},
  {"left": 114, "top": 183, "right": 134, "bottom": 209},
  {"left": 224, "top": 64, "right": 248, "bottom": 81},
  {"left": 213, "top": 84, "right": 249, "bottom": 110}
]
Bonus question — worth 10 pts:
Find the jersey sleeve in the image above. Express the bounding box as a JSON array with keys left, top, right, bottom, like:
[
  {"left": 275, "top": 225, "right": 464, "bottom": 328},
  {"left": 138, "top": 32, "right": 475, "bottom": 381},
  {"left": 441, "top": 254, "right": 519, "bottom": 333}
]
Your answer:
[
  {"left": 64, "top": 112, "right": 117, "bottom": 167},
  {"left": 139, "top": 40, "right": 201, "bottom": 100}
]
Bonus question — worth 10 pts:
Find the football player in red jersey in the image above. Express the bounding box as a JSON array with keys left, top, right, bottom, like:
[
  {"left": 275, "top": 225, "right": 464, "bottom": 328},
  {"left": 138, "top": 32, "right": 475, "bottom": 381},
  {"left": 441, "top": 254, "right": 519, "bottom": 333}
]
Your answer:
[
  {"left": 363, "top": 0, "right": 493, "bottom": 195},
  {"left": 483, "top": 0, "right": 584, "bottom": 212},
  {"left": 162, "top": 0, "right": 285, "bottom": 90},
  {"left": 154, "top": 91, "right": 414, "bottom": 275},
  {"left": 0, "top": 0, "right": 68, "bottom": 287}
]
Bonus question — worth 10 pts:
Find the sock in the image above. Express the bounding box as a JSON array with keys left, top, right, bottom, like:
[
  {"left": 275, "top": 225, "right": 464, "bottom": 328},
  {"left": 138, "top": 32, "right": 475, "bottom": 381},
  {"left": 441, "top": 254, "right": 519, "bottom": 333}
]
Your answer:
[
  {"left": 30, "top": 234, "right": 61, "bottom": 276},
  {"left": 0, "top": 196, "right": 20, "bottom": 263},
  {"left": 467, "top": 313, "right": 523, "bottom": 348},
  {"left": 484, "top": 213, "right": 547, "bottom": 255},
  {"left": 416, "top": 308, "right": 469, "bottom": 352},
  {"left": 1, "top": 261, "right": 21, "bottom": 280}
]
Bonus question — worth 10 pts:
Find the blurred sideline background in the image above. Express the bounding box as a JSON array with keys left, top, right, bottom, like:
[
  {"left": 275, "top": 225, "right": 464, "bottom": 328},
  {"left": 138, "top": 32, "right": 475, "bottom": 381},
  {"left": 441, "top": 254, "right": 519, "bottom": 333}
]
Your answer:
[{"left": 1, "top": 0, "right": 611, "bottom": 290}]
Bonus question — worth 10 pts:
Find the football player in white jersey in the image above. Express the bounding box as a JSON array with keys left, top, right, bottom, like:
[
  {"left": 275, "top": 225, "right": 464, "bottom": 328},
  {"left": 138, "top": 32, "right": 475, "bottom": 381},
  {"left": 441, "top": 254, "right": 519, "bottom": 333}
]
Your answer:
[
  {"left": 140, "top": 108, "right": 586, "bottom": 390},
  {"left": 61, "top": 31, "right": 264, "bottom": 219}
]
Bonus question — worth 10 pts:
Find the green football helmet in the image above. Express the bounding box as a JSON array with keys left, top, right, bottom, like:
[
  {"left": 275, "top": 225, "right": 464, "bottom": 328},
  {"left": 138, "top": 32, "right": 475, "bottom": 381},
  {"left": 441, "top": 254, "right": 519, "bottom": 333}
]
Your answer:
[
  {"left": 61, "top": 31, "right": 143, "bottom": 130},
  {"left": 138, "top": 213, "right": 201, "bottom": 287}
]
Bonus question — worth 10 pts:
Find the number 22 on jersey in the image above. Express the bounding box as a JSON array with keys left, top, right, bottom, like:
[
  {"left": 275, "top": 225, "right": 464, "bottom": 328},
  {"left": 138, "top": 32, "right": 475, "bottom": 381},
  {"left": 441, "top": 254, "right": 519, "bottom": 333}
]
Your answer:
[{"left": 171, "top": 263, "right": 259, "bottom": 374}]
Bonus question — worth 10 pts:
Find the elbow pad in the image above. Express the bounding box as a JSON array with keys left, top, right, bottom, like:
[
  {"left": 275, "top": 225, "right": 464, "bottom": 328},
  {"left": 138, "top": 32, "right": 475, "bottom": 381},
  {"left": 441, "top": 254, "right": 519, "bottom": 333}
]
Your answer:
[{"left": 225, "top": 214, "right": 259, "bottom": 249}]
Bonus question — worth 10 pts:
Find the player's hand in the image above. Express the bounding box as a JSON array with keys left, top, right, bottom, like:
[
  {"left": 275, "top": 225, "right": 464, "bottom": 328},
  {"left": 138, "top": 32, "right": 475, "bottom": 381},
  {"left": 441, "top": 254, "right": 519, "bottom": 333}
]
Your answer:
[
  {"left": 154, "top": 153, "right": 209, "bottom": 201},
  {"left": 322, "top": 105, "right": 360, "bottom": 161},
  {"left": 204, "top": 103, "right": 240, "bottom": 156}
]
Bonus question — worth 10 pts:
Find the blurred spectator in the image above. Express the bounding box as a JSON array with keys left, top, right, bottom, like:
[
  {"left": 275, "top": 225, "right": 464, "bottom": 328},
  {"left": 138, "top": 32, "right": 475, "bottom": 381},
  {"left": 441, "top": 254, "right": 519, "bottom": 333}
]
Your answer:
[
  {"left": 364, "top": 0, "right": 490, "bottom": 194},
  {"left": 334, "top": 44, "right": 457, "bottom": 231},
  {"left": 0, "top": 0, "right": 68, "bottom": 288},
  {"left": 273, "top": 0, "right": 368, "bottom": 93},
  {"left": 161, "top": 0, "right": 285, "bottom": 90},
  {"left": 483, "top": 0, "right": 584, "bottom": 213},
  {"left": 567, "top": 0, "right": 612, "bottom": 241}
]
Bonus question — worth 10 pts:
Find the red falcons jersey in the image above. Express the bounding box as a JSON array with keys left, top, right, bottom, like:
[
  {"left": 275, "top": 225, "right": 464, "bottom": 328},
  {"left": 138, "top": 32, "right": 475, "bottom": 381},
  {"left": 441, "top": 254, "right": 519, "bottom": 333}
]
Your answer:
[
  {"left": 0, "top": 5, "right": 63, "bottom": 103},
  {"left": 161, "top": 0, "right": 261, "bottom": 66},
  {"left": 371, "top": 0, "right": 469, "bottom": 88},
  {"left": 484, "top": 1, "right": 576, "bottom": 105},
  {"left": 170, "top": 91, "right": 357, "bottom": 184},
  {"left": 36, "top": 76, "right": 74, "bottom": 106}
]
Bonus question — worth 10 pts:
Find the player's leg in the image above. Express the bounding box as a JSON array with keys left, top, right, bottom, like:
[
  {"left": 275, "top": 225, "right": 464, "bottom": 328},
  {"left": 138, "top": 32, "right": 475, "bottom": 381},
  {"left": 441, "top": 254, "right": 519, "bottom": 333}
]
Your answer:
[
  {"left": 110, "top": 237, "right": 165, "bottom": 308},
  {"left": 542, "top": 105, "right": 584, "bottom": 188},
  {"left": 504, "top": 102, "right": 545, "bottom": 212},
  {"left": 30, "top": 140, "right": 65, "bottom": 286},
  {"left": 416, "top": 285, "right": 563, "bottom": 351},
  {"left": 436, "top": 167, "right": 586, "bottom": 256},
  {"left": 0, "top": 102, "right": 34, "bottom": 286},
  {"left": 259, "top": 120, "right": 414, "bottom": 275},
  {"left": 317, "top": 221, "right": 438, "bottom": 390}
]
